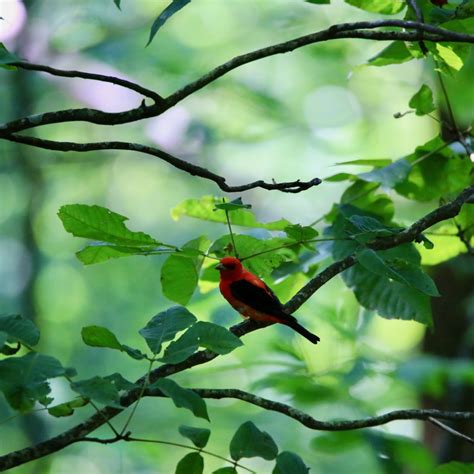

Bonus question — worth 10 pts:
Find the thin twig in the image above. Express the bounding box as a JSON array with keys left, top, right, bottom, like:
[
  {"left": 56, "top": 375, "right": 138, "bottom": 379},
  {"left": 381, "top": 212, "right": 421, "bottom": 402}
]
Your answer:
[
  {"left": 0, "top": 133, "right": 322, "bottom": 193},
  {"left": 10, "top": 61, "right": 164, "bottom": 103},
  {"left": 428, "top": 417, "right": 474, "bottom": 445}
]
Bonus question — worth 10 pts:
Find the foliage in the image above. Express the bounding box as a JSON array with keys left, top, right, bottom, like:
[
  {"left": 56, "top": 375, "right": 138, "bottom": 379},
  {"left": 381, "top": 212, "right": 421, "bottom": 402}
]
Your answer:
[{"left": 0, "top": 0, "right": 473, "bottom": 473}]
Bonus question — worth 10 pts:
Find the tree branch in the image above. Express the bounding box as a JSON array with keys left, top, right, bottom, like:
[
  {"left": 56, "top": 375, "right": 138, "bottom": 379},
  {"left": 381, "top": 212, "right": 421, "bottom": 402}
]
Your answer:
[
  {"left": 10, "top": 62, "right": 164, "bottom": 103},
  {"left": 0, "top": 133, "right": 321, "bottom": 193},
  {"left": 1, "top": 186, "right": 473, "bottom": 471},
  {"left": 1, "top": 21, "right": 474, "bottom": 134}
]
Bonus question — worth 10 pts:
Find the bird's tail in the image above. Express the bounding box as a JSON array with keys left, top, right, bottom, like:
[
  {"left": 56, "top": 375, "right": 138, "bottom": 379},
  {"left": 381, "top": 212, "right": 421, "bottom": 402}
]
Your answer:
[{"left": 281, "top": 315, "right": 320, "bottom": 344}]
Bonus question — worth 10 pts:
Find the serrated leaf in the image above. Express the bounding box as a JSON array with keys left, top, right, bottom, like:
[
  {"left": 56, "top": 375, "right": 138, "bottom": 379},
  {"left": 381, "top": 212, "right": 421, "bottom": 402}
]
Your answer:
[
  {"left": 192, "top": 322, "right": 243, "bottom": 354},
  {"left": 395, "top": 136, "right": 472, "bottom": 202},
  {"left": 161, "top": 236, "right": 209, "bottom": 305},
  {"left": 284, "top": 224, "right": 318, "bottom": 241},
  {"left": 48, "top": 398, "right": 88, "bottom": 417},
  {"left": 409, "top": 84, "right": 436, "bottom": 116},
  {"left": 0, "top": 314, "right": 40, "bottom": 347},
  {"left": 0, "top": 353, "right": 69, "bottom": 412},
  {"left": 273, "top": 451, "right": 309, "bottom": 474},
  {"left": 435, "top": 44, "right": 464, "bottom": 72},
  {"left": 76, "top": 244, "right": 169, "bottom": 265},
  {"left": 343, "top": 264, "right": 433, "bottom": 325},
  {"left": 214, "top": 197, "right": 251, "bottom": 211},
  {"left": 161, "top": 328, "right": 199, "bottom": 364},
  {"left": 70, "top": 376, "right": 121, "bottom": 407},
  {"left": 147, "top": 0, "right": 191, "bottom": 46},
  {"left": 81, "top": 326, "right": 146, "bottom": 360},
  {"left": 359, "top": 159, "right": 412, "bottom": 188},
  {"left": 161, "top": 322, "right": 242, "bottom": 363},
  {"left": 172, "top": 196, "right": 290, "bottom": 231},
  {"left": 179, "top": 425, "right": 211, "bottom": 448},
  {"left": 139, "top": 306, "right": 197, "bottom": 354},
  {"left": 229, "top": 421, "right": 278, "bottom": 461},
  {"left": 176, "top": 452, "right": 204, "bottom": 474},
  {"left": 356, "top": 249, "right": 440, "bottom": 296},
  {"left": 81, "top": 326, "right": 122, "bottom": 350},
  {"left": 153, "top": 378, "right": 209, "bottom": 420},
  {"left": 345, "top": 0, "right": 405, "bottom": 14},
  {"left": 58, "top": 204, "right": 159, "bottom": 247},
  {"left": 336, "top": 159, "right": 392, "bottom": 167},
  {"left": 368, "top": 41, "right": 413, "bottom": 67}
]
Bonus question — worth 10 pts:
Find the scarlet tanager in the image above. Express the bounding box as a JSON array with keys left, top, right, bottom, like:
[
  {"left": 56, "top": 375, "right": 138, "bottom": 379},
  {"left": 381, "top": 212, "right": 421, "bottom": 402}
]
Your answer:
[{"left": 216, "top": 256, "right": 320, "bottom": 344}]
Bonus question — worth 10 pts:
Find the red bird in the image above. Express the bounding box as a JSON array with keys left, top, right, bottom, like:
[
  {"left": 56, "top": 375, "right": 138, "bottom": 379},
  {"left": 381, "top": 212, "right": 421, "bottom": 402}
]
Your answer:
[{"left": 216, "top": 256, "right": 320, "bottom": 344}]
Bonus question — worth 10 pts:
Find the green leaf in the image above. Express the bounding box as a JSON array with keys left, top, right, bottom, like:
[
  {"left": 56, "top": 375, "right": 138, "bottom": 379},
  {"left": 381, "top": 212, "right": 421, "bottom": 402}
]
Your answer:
[
  {"left": 284, "top": 224, "right": 318, "bottom": 241},
  {"left": 409, "top": 84, "right": 436, "bottom": 116},
  {"left": 81, "top": 326, "right": 146, "bottom": 360},
  {"left": 48, "top": 398, "right": 88, "bottom": 417},
  {"left": 340, "top": 181, "right": 394, "bottom": 223},
  {"left": 395, "top": 137, "right": 472, "bottom": 202},
  {"left": 368, "top": 41, "right": 413, "bottom": 66},
  {"left": 0, "top": 43, "right": 20, "bottom": 69},
  {"left": 76, "top": 244, "right": 170, "bottom": 265},
  {"left": 342, "top": 263, "right": 433, "bottom": 325},
  {"left": 214, "top": 197, "right": 251, "bottom": 211},
  {"left": 0, "top": 314, "right": 40, "bottom": 347},
  {"left": 273, "top": 451, "right": 309, "bottom": 474},
  {"left": 161, "top": 236, "right": 209, "bottom": 305},
  {"left": 456, "top": 2, "right": 474, "bottom": 20},
  {"left": 172, "top": 196, "right": 290, "bottom": 231},
  {"left": 147, "top": 0, "right": 191, "bottom": 46},
  {"left": 176, "top": 452, "right": 204, "bottom": 474},
  {"left": 70, "top": 376, "right": 121, "bottom": 407},
  {"left": 0, "top": 353, "right": 69, "bottom": 412},
  {"left": 153, "top": 378, "right": 209, "bottom": 420},
  {"left": 435, "top": 43, "right": 464, "bottom": 72},
  {"left": 344, "top": 0, "right": 406, "bottom": 14},
  {"left": 104, "top": 372, "right": 138, "bottom": 392},
  {"left": 336, "top": 159, "right": 393, "bottom": 167},
  {"left": 306, "top": 0, "right": 330, "bottom": 4},
  {"left": 212, "top": 469, "right": 237, "bottom": 474},
  {"left": 58, "top": 204, "right": 159, "bottom": 247},
  {"left": 139, "top": 306, "right": 197, "bottom": 354},
  {"left": 229, "top": 421, "right": 278, "bottom": 461},
  {"left": 192, "top": 322, "right": 243, "bottom": 354},
  {"left": 161, "top": 328, "right": 200, "bottom": 364},
  {"left": 113, "top": 0, "right": 121, "bottom": 10},
  {"left": 161, "top": 322, "right": 243, "bottom": 364},
  {"left": 356, "top": 249, "right": 440, "bottom": 296},
  {"left": 434, "top": 462, "right": 474, "bottom": 474},
  {"left": 359, "top": 159, "right": 412, "bottom": 188},
  {"left": 81, "top": 325, "right": 122, "bottom": 350},
  {"left": 179, "top": 425, "right": 211, "bottom": 448}
]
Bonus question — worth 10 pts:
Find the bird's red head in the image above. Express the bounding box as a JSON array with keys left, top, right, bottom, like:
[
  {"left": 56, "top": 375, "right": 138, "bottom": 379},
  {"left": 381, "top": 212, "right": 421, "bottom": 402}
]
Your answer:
[{"left": 215, "top": 256, "right": 243, "bottom": 279}]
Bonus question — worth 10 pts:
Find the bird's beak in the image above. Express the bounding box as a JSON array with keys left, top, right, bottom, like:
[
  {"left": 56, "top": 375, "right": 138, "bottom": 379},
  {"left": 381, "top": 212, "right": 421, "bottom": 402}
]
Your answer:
[{"left": 215, "top": 263, "right": 225, "bottom": 271}]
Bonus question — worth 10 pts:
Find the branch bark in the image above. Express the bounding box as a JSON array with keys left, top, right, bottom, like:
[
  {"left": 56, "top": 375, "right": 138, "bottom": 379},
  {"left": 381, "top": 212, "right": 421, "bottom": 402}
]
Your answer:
[
  {"left": 1, "top": 185, "right": 473, "bottom": 471},
  {"left": 0, "top": 133, "right": 322, "bottom": 193},
  {"left": 1, "top": 21, "right": 474, "bottom": 134}
]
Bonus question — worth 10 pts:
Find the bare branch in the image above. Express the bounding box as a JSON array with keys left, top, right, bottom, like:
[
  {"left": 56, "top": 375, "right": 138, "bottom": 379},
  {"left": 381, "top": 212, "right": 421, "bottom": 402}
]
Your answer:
[
  {"left": 1, "top": 21, "right": 474, "bottom": 134},
  {"left": 0, "top": 133, "right": 321, "bottom": 193},
  {"left": 10, "top": 62, "right": 164, "bottom": 103},
  {"left": 428, "top": 417, "right": 474, "bottom": 445}
]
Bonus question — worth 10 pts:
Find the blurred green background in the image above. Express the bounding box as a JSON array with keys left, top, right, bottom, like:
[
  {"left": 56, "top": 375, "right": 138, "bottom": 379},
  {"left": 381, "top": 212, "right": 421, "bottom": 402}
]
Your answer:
[{"left": 1, "top": 0, "right": 473, "bottom": 472}]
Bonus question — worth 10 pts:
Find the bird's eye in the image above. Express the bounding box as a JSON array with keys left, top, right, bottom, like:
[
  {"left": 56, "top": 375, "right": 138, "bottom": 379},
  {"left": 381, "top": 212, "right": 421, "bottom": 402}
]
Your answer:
[{"left": 226, "top": 264, "right": 235, "bottom": 269}]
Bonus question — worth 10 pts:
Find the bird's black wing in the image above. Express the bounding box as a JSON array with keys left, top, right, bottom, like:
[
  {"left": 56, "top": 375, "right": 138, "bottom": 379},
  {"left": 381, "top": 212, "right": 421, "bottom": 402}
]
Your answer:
[{"left": 229, "top": 279, "right": 285, "bottom": 315}]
